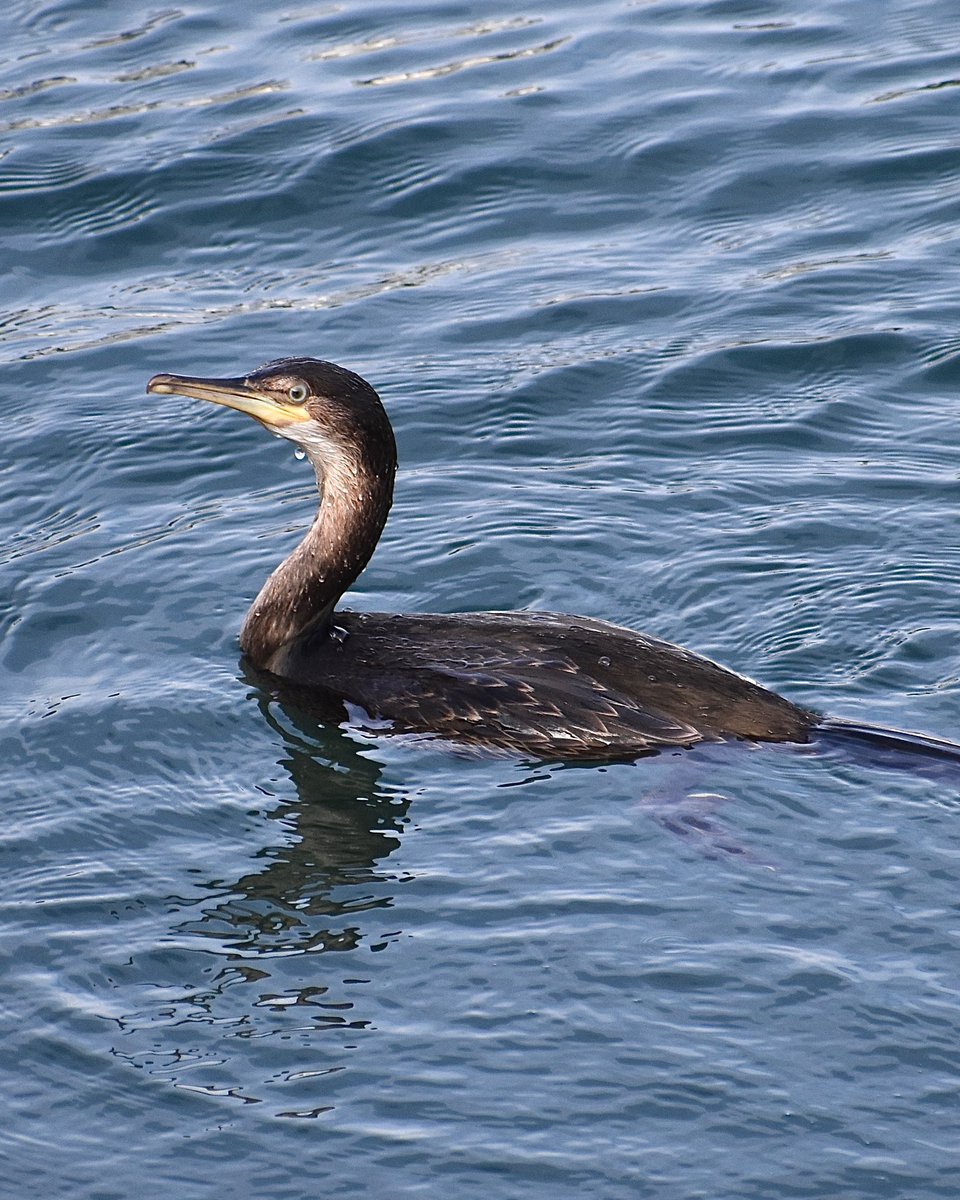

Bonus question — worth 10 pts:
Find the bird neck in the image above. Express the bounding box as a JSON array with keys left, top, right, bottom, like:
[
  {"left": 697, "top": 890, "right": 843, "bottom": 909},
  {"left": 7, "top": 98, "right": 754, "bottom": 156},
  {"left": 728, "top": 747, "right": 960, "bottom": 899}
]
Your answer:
[{"left": 239, "top": 454, "right": 395, "bottom": 670}]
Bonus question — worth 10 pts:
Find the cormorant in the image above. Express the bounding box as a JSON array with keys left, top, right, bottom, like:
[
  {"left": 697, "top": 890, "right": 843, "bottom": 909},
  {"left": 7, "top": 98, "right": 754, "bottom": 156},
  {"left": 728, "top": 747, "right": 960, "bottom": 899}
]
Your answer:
[{"left": 147, "top": 357, "right": 958, "bottom": 763}]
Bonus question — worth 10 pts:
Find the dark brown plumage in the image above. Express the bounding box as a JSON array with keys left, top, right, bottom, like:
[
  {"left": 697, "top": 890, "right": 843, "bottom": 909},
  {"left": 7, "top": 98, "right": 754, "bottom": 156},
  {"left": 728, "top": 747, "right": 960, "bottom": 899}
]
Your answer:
[{"left": 146, "top": 357, "right": 958, "bottom": 764}]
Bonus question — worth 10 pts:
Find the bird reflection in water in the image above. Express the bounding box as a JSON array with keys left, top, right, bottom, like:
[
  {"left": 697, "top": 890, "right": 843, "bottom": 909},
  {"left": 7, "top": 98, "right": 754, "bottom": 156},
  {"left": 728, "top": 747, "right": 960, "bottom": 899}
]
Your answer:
[
  {"left": 181, "top": 674, "right": 412, "bottom": 963},
  {"left": 108, "top": 685, "right": 415, "bottom": 1115}
]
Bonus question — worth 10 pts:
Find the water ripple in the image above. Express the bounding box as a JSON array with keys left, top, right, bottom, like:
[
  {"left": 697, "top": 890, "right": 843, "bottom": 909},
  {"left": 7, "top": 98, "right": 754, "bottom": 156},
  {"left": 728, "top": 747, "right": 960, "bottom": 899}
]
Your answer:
[
  {"left": 82, "top": 8, "right": 184, "bottom": 49},
  {"left": 356, "top": 37, "right": 570, "bottom": 88},
  {"left": 311, "top": 16, "right": 544, "bottom": 62}
]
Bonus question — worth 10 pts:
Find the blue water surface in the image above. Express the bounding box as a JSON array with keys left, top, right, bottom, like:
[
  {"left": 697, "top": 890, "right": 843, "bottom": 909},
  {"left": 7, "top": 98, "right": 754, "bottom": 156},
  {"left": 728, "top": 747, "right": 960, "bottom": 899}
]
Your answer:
[{"left": 3, "top": 1, "right": 960, "bottom": 1196}]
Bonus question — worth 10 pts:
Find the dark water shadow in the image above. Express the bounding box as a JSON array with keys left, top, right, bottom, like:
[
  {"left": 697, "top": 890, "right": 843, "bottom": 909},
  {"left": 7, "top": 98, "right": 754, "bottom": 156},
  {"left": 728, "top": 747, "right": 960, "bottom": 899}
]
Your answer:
[
  {"left": 104, "top": 673, "right": 426, "bottom": 1113},
  {"left": 178, "top": 667, "right": 413, "bottom": 960}
]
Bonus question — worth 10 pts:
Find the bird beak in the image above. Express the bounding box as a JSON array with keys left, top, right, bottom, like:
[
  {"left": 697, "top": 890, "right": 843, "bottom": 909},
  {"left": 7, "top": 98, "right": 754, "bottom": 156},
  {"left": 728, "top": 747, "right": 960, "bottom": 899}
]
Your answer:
[{"left": 146, "top": 372, "right": 312, "bottom": 429}]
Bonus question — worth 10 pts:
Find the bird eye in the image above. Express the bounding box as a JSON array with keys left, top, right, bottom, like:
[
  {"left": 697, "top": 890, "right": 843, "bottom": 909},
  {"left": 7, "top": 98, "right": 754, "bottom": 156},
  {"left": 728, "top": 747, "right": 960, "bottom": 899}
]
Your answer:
[{"left": 288, "top": 384, "right": 308, "bottom": 404}]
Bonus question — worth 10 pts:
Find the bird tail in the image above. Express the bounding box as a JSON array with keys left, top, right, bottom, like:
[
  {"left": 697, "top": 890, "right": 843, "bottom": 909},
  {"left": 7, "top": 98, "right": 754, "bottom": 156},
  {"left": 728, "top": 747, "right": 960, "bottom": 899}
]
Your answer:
[{"left": 815, "top": 717, "right": 960, "bottom": 765}]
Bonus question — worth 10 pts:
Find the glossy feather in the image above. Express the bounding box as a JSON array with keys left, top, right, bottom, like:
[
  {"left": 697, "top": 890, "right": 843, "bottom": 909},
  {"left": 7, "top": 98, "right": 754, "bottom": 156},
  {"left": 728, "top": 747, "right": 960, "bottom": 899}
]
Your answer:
[{"left": 271, "top": 611, "right": 817, "bottom": 758}]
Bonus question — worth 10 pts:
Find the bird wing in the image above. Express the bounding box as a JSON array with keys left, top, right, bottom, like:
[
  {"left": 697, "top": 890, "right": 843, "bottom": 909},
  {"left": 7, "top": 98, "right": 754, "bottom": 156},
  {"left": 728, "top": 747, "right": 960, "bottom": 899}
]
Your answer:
[{"left": 355, "top": 653, "right": 704, "bottom": 758}]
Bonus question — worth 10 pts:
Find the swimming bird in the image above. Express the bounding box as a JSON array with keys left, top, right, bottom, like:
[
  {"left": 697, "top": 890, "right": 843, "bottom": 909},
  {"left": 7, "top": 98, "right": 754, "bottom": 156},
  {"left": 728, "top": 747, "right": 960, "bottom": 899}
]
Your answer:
[{"left": 147, "top": 357, "right": 958, "bottom": 763}]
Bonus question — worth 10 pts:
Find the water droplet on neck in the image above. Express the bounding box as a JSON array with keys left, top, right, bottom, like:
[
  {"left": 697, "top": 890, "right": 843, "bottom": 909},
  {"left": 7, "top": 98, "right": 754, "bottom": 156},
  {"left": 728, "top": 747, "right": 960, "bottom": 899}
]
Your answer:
[{"left": 294, "top": 446, "right": 306, "bottom": 461}]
